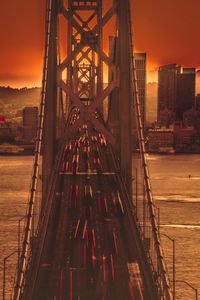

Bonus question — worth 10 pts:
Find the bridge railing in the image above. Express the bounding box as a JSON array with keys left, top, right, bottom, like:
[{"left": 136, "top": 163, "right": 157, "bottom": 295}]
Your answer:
[
  {"left": 12, "top": 1, "right": 53, "bottom": 299},
  {"left": 127, "top": 1, "right": 172, "bottom": 299}
]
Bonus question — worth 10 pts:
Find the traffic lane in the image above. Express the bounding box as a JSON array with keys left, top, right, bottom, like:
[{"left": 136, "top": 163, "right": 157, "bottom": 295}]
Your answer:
[
  {"left": 91, "top": 174, "right": 133, "bottom": 296},
  {"left": 32, "top": 172, "right": 71, "bottom": 299},
  {"left": 52, "top": 169, "right": 85, "bottom": 298},
  {"left": 46, "top": 172, "right": 72, "bottom": 299},
  {"left": 63, "top": 171, "right": 97, "bottom": 298},
  {"left": 65, "top": 132, "right": 141, "bottom": 300},
  {"left": 41, "top": 143, "right": 85, "bottom": 299}
]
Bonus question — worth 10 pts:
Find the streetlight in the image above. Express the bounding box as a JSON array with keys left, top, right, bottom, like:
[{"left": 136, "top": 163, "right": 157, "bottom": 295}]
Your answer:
[
  {"left": 18, "top": 216, "right": 26, "bottom": 268},
  {"left": 176, "top": 280, "right": 198, "bottom": 300},
  {"left": 3, "top": 250, "right": 18, "bottom": 300},
  {"left": 160, "top": 233, "right": 176, "bottom": 300}
]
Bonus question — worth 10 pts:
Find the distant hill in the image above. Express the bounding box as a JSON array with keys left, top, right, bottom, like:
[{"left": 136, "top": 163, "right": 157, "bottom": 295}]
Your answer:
[
  {"left": 0, "top": 86, "right": 41, "bottom": 104},
  {"left": 0, "top": 84, "right": 158, "bottom": 124},
  {"left": 0, "top": 87, "right": 41, "bottom": 121}
]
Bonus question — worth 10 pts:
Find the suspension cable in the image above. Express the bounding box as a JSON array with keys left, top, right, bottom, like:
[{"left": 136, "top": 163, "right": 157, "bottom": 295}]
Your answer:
[
  {"left": 127, "top": 1, "right": 172, "bottom": 299},
  {"left": 13, "top": 1, "right": 53, "bottom": 299}
]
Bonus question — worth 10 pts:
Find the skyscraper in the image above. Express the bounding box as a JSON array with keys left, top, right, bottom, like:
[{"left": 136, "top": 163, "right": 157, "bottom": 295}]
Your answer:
[
  {"left": 176, "top": 68, "right": 195, "bottom": 120},
  {"left": 157, "top": 64, "right": 196, "bottom": 125},
  {"left": 195, "top": 94, "right": 200, "bottom": 111},
  {"left": 23, "top": 106, "right": 38, "bottom": 141},
  {"left": 157, "top": 64, "right": 177, "bottom": 125},
  {"left": 135, "top": 53, "right": 146, "bottom": 129}
]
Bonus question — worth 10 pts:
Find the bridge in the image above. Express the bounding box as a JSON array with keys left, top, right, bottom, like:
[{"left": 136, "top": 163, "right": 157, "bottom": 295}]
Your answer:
[{"left": 11, "top": 0, "right": 172, "bottom": 299}]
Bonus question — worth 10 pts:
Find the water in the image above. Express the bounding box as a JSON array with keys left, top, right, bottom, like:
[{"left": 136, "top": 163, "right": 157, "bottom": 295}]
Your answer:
[
  {"left": 0, "top": 155, "right": 200, "bottom": 299},
  {"left": 148, "top": 154, "right": 200, "bottom": 300},
  {"left": 0, "top": 156, "right": 33, "bottom": 298}
]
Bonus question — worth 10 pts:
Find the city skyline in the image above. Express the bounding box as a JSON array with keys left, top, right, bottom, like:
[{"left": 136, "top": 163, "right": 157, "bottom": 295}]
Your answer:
[{"left": 1, "top": 1, "right": 200, "bottom": 87}]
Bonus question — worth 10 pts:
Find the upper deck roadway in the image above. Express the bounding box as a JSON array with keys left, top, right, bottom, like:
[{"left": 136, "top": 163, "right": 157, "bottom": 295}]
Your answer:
[{"left": 22, "top": 121, "right": 158, "bottom": 300}]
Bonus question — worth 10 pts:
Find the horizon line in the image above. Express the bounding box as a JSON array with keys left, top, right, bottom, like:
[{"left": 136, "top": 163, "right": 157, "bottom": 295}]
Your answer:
[{"left": 0, "top": 81, "right": 159, "bottom": 90}]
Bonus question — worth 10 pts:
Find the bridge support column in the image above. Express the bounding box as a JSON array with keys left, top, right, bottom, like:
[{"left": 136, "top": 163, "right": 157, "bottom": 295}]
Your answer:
[
  {"left": 117, "top": 0, "right": 133, "bottom": 196},
  {"left": 42, "top": 0, "right": 58, "bottom": 211},
  {"left": 107, "top": 36, "right": 120, "bottom": 145}
]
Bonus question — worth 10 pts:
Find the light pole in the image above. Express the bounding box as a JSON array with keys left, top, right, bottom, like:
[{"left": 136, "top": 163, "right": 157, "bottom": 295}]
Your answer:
[
  {"left": 3, "top": 250, "right": 18, "bottom": 300},
  {"left": 176, "top": 280, "right": 198, "bottom": 300},
  {"left": 161, "top": 233, "right": 176, "bottom": 300},
  {"left": 18, "top": 216, "right": 26, "bottom": 268}
]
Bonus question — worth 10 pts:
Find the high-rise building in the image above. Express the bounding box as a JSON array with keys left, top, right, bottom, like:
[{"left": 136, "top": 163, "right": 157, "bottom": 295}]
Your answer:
[
  {"left": 157, "top": 65, "right": 196, "bottom": 125},
  {"left": 157, "top": 64, "right": 177, "bottom": 125},
  {"left": 23, "top": 107, "right": 38, "bottom": 142},
  {"left": 176, "top": 68, "right": 195, "bottom": 120},
  {"left": 135, "top": 53, "right": 146, "bottom": 129},
  {"left": 195, "top": 94, "right": 200, "bottom": 111}
]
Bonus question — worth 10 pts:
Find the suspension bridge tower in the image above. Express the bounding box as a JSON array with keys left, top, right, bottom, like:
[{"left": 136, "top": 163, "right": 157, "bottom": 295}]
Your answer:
[{"left": 13, "top": 1, "right": 172, "bottom": 299}]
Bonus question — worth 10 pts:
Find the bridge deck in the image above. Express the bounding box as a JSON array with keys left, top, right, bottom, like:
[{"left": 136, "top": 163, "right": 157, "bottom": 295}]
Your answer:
[{"left": 21, "top": 123, "right": 158, "bottom": 300}]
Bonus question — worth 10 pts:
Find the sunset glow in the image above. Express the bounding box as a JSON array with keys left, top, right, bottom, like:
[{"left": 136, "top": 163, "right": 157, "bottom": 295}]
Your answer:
[{"left": 1, "top": 0, "right": 200, "bottom": 87}]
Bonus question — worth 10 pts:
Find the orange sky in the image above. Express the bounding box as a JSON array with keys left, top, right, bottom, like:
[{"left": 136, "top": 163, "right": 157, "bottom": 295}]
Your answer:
[{"left": 1, "top": 0, "right": 200, "bottom": 87}]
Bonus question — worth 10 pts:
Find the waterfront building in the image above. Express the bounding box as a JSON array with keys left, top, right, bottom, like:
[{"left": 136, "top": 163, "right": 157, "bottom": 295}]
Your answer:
[
  {"left": 148, "top": 128, "right": 174, "bottom": 153},
  {"left": 174, "top": 123, "right": 197, "bottom": 152},
  {"left": 0, "top": 122, "right": 13, "bottom": 143},
  {"left": 157, "top": 107, "right": 175, "bottom": 128},
  {"left": 135, "top": 53, "right": 147, "bottom": 129},
  {"left": 23, "top": 107, "right": 38, "bottom": 142},
  {"left": 0, "top": 124, "right": 11, "bottom": 138},
  {"left": 183, "top": 107, "right": 200, "bottom": 130}
]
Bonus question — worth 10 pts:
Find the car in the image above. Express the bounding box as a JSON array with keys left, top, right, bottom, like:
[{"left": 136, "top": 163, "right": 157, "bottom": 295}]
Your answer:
[{"left": 72, "top": 155, "right": 79, "bottom": 174}]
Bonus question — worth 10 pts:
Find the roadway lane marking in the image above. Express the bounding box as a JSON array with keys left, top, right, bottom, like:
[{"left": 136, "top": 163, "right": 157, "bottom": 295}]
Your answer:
[
  {"left": 56, "top": 192, "right": 63, "bottom": 196},
  {"left": 69, "top": 270, "right": 73, "bottom": 300},
  {"left": 59, "top": 172, "right": 116, "bottom": 175}
]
